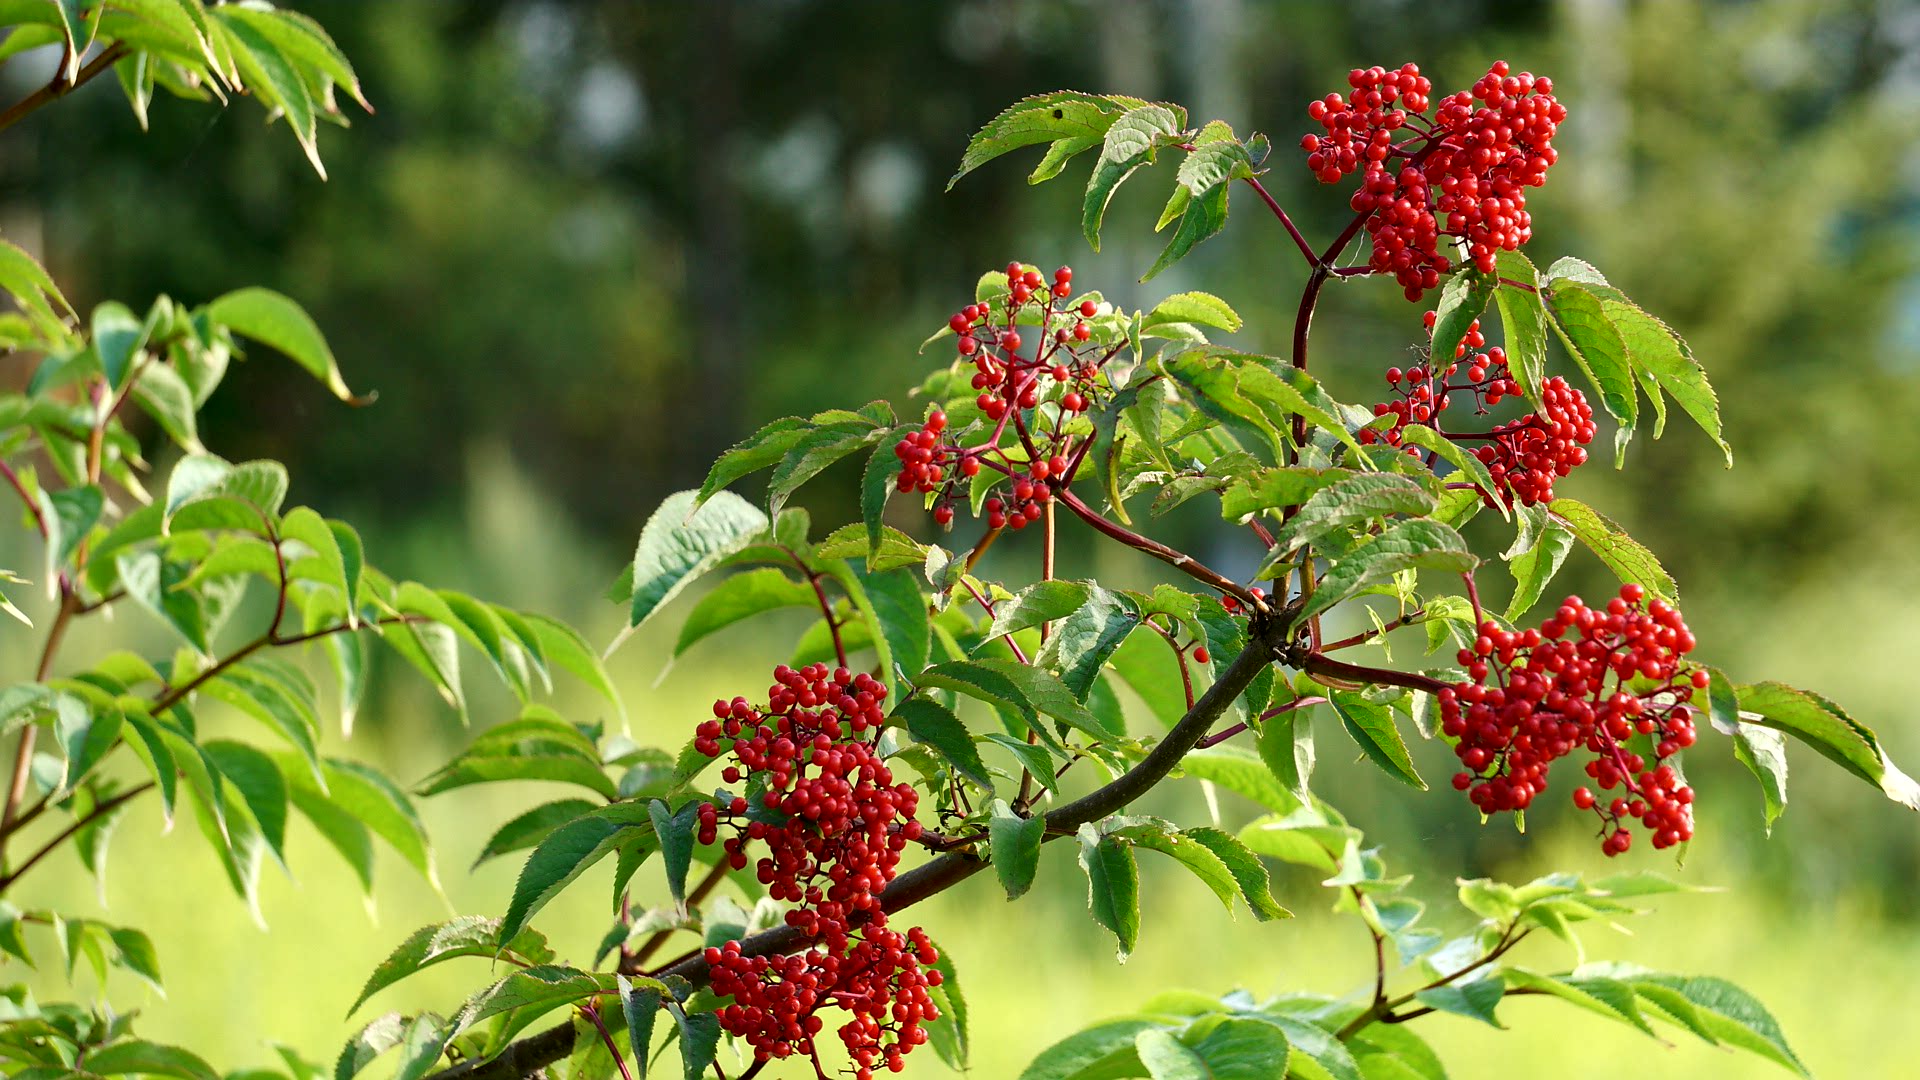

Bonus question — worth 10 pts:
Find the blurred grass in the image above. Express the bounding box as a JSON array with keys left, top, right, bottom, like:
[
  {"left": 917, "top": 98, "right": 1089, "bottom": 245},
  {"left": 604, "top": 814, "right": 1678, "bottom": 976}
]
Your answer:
[{"left": 3, "top": 446, "right": 1917, "bottom": 1078}]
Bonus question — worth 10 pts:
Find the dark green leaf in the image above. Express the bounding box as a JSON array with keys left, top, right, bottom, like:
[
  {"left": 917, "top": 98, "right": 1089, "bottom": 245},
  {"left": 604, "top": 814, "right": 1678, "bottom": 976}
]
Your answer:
[
  {"left": 648, "top": 800, "right": 701, "bottom": 905},
  {"left": 989, "top": 799, "right": 1045, "bottom": 900},
  {"left": 1035, "top": 586, "right": 1140, "bottom": 699},
  {"left": 895, "top": 697, "right": 991, "bottom": 789},
  {"left": 1076, "top": 822, "right": 1141, "bottom": 959},
  {"left": 672, "top": 568, "right": 815, "bottom": 658},
  {"left": 622, "top": 490, "right": 770, "bottom": 636},
  {"left": 472, "top": 799, "right": 598, "bottom": 870},
  {"left": 501, "top": 802, "right": 655, "bottom": 942},
  {"left": 1328, "top": 690, "right": 1424, "bottom": 789},
  {"left": 351, "top": 916, "right": 554, "bottom": 1015},
  {"left": 204, "top": 288, "right": 357, "bottom": 400}
]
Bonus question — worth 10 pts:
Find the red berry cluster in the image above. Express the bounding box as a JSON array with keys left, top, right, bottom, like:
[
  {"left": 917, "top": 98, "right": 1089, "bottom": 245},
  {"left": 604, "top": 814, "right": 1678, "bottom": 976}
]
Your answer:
[
  {"left": 899, "top": 263, "right": 1118, "bottom": 530},
  {"left": 1302, "top": 61, "right": 1566, "bottom": 300},
  {"left": 1472, "top": 375, "right": 1594, "bottom": 507},
  {"left": 1361, "top": 313, "right": 1594, "bottom": 507},
  {"left": 1439, "top": 585, "right": 1705, "bottom": 856},
  {"left": 692, "top": 664, "right": 940, "bottom": 1076}
]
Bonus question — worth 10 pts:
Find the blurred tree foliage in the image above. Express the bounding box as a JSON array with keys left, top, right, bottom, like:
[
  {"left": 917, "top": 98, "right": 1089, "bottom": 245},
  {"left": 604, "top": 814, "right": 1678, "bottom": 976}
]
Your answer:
[{"left": 3, "top": 0, "right": 1917, "bottom": 893}]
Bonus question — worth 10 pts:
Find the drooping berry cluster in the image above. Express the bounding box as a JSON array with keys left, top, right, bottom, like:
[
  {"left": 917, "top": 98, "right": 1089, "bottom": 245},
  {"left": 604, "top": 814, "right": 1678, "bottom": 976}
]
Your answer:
[
  {"left": 1439, "top": 585, "right": 1705, "bottom": 856},
  {"left": 898, "top": 263, "right": 1119, "bottom": 530},
  {"left": 692, "top": 664, "right": 940, "bottom": 1077},
  {"left": 1302, "top": 61, "right": 1566, "bottom": 300},
  {"left": 1361, "top": 313, "right": 1594, "bottom": 507}
]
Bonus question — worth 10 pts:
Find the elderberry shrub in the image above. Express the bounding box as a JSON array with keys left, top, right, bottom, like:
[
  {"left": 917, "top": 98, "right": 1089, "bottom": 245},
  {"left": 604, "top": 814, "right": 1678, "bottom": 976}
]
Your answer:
[
  {"left": 1303, "top": 61, "right": 1566, "bottom": 300},
  {"left": 896, "top": 263, "right": 1111, "bottom": 530},
  {"left": 693, "top": 664, "right": 939, "bottom": 1076},
  {"left": 1441, "top": 584, "right": 1704, "bottom": 855}
]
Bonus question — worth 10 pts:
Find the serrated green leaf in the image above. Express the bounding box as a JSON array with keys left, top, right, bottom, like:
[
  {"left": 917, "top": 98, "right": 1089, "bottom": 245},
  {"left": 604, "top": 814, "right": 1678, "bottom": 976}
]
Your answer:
[
  {"left": 1546, "top": 498, "right": 1675, "bottom": 605},
  {"left": 1504, "top": 518, "right": 1575, "bottom": 620},
  {"left": 501, "top": 803, "right": 656, "bottom": 942},
  {"left": 1301, "top": 520, "right": 1475, "bottom": 623},
  {"left": 895, "top": 697, "right": 991, "bottom": 789},
  {"left": 351, "top": 917, "right": 554, "bottom": 1016},
  {"left": 1077, "top": 823, "right": 1141, "bottom": 960},
  {"left": 1084, "top": 104, "right": 1184, "bottom": 251},
  {"left": 949, "top": 91, "right": 1138, "bottom": 189},
  {"left": 672, "top": 568, "right": 815, "bottom": 658},
  {"left": 1737, "top": 681, "right": 1916, "bottom": 810},
  {"left": 622, "top": 490, "right": 770, "bottom": 636},
  {"left": 1328, "top": 690, "right": 1424, "bottom": 790},
  {"left": 989, "top": 799, "right": 1045, "bottom": 900}
]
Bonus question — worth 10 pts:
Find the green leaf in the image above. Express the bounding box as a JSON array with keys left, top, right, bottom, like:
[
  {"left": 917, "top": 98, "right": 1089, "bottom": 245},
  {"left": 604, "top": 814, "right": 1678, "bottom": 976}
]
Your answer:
[
  {"left": 989, "top": 799, "right": 1045, "bottom": 901},
  {"left": 854, "top": 563, "right": 931, "bottom": 678},
  {"left": 203, "top": 739, "right": 290, "bottom": 865},
  {"left": 916, "top": 658, "right": 1106, "bottom": 742},
  {"left": 1142, "top": 291, "right": 1242, "bottom": 335},
  {"left": 216, "top": 4, "right": 368, "bottom": 110},
  {"left": 1500, "top": 969, "right": 1654, "bottom": 1036},
  {"left": 671, "top": 568, "right": 815, "bottom": 658},
  {"left": 1180, "top": 746, "right": 1299, "bottom": 814},
  {"left": 1621, "top": 969, "right": 1809, "bottom": 1076},
  {"left": 500, "top": 802, "right": 655, "bottom": 942},
  {"left": 1144, "top": 179, "right": 1230, "bottom": 281},
  {"left": 1135, "top": 1028, "right": 1208, "bottom": 1079},
  {"left": 1393, "top": 425, "right": 1506, "bottom": 521},
  {"left": 1712, "top": 671, "right": 1788, "bottom": 833},
  {"left": 92, "top": 301, "right": 149, "bottom": 390},
  {"left": 1736, "top": 681, "right": 1917, "bottom": 810},
  {"left": 1545, "top": 282, "right": 1637, "bottom": 437},
  {"left": 1077, "top": 822, "right": 1141, "bottom": 959},
  {"left": 130, "top": 360, "right": 202, "bottom": 451},
  {"left": 861, "top": 431, "right": 902, "bottom": 561},
  {"left": 981, "top": 732, "right": 1058, "bottom": 791},
  {"left": 1218, "top": 467, "right": 1352, "bottom": 522},
  {"left": 85, "top": 1041, "right": 218, "bottom": 1080},
  {"left": 1328, "top": 690, "right": 1424, "bottom": 790},
  {"left": 670, "top": 1004, "right": 721, "bottom": 1080},
  {"left": 0, "top": 238, "right": 75, "bottom": 328},
  {"left": 351, "top": 917, "right": 554, "bottom": 1015},
  {"left": 1429, "top": 270, "right": 1497, "bottom": 390},
  {"left": 1034, "top": 586, "right": 1141, "bottom": 700},
  {"left": 1174, "top": 1016, "right": 1293, "bottom": 1079},
  {"left": 695, "top": 416, "right": 811, "bottom": 506},
  {"left": 473, "top": 799, "right": 598, "bottom": 870},
  {"left": 949, "top": 91, "right": 1138, "bottom": 190},
  {"left": 205, "top": 288, "right": 358, "bottom": 401},
  {"left": 1598, "top": 297, "right": 1730, "bottom": 464},
  {"left": 895, "top": 697, "right": 991, "bottom": 789},
  {"left": 525, "top": 614, "right": 626, "bottom": 724},
  {"left": 1020, "top": 1019, "right": 1163, "bottom": 1080},
  {"left": 1083, "top": 104, "right": 1184, "bottom": 251},
  {"left": 1413, "top": 977, "right": 1505, "bottom": 1028},
  {"left": 1491, "top": 251, "right": 1550, "bottom": 407},
  {"left": 387, "top": 1013, "right": 455, "bottom": 1080},
  {"left": 1182, "top": 826, "right": 1290, "bottom": 920},
  {"left": 1504, "top": 518, "right": 1575, "bottom": 620},
  {"left": 923, "top": 940, "right": 970, "bottom": 1071},
  {"left": 1301, "top": 520, "right": 1475, "bottom": 623},
  {"left": 648, "top": 800, "right": 701, "bottom": 905},
  {"left": 622, "top": 490, "right": 771, "bottom": 635},
  {"left": 1270, "top": 473, "right": 1439, "bottom": 560},
  {"left": 1114, "top": 819, "right": 1239, "bottom": 914},
  {"left": 987, "top": 580, "right": 1092, "bottom": 639},
  {"left": 1546, "top": 498, "right": 1676, "bottom": 605},
  {"left": 766, "top": 422, "right": 888, "bottom": 516}
]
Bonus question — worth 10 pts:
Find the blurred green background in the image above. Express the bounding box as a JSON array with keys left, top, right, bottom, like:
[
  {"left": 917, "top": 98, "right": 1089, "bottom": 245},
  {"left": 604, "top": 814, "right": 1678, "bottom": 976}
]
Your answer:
[{"left": 5, "top": 0, "right": 1920, "bottom": 1076}]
